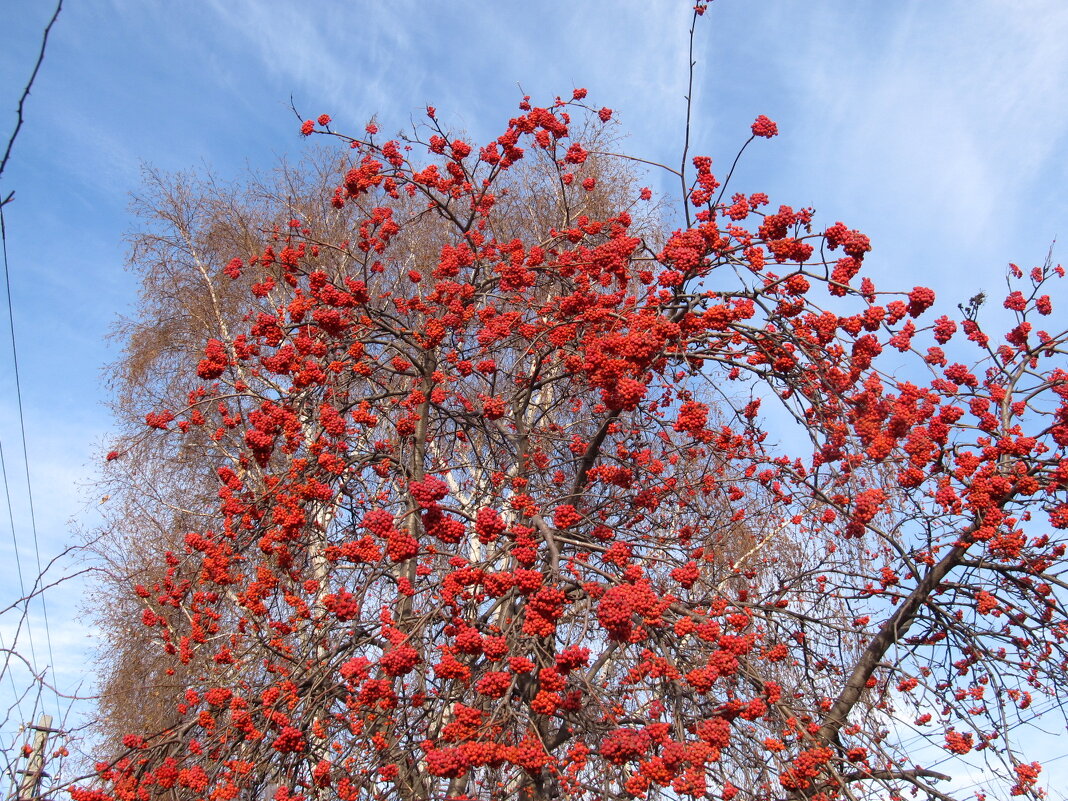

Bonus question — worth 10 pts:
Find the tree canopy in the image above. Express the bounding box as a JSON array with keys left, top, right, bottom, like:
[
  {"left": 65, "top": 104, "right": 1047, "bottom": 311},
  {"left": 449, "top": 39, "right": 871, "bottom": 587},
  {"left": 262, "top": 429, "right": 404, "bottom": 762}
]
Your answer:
[{"left": 80, "top": 35, "right": 1068, "bottom": 801}]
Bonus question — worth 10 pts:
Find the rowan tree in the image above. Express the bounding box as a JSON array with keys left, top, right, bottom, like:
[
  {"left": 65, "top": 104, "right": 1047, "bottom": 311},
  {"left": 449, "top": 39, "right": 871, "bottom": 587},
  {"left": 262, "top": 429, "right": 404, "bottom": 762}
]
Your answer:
[
  {"left": 79, "top": 15, "right": 1068, "bottom": 801},
  {"left": 88, "top": 129, "right": 672, "bottom": 752}
]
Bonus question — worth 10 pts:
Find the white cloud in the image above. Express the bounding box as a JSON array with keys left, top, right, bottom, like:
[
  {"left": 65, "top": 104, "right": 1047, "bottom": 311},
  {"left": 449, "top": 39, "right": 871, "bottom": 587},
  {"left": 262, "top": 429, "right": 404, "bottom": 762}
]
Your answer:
[{"left": 770, "top": 0, "right": 1068, "bottom": 290}]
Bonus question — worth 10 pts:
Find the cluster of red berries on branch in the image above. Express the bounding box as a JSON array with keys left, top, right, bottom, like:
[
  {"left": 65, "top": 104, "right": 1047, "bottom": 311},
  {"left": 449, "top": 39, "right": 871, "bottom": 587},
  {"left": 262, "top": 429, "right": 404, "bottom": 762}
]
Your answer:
[{"left": 90, "top": 44, "right": 1068, "bottom": 801}]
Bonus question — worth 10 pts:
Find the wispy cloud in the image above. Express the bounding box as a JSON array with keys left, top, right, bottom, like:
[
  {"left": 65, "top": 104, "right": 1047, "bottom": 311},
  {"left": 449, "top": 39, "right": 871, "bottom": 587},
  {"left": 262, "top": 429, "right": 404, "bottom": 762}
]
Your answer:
[{"left": 743, "top": 0, "right": 1068, "bottom": 293}]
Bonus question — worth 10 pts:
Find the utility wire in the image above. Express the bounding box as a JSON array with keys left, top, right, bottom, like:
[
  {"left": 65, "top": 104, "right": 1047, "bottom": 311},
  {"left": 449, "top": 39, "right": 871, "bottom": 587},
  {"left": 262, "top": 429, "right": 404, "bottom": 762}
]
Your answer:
[
  {"left": 0, "top": 200, "right": 59, "bottom": 720},
  {"left": 0, "top": 439, "right": 33, "bottom": 660},
  {"left": 0, "top": 0, "right": 65, "bottom": 724},
  {"left": 0, "top": 437, "right": 37, "bottom": 741}
]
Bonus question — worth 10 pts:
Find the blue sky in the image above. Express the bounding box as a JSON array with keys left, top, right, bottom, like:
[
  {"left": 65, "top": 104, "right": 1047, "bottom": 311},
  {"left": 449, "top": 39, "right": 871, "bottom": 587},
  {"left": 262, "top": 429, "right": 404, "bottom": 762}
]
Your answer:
[{"left": 1, "top": 0, "right": 1067, "bottom": 795}]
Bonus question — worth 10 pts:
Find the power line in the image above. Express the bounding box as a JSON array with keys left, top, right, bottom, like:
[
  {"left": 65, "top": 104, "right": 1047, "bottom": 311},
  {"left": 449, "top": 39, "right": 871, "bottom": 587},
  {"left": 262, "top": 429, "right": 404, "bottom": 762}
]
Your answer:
[
  {"left": 0, "top": 439, "right": 34, "bottom": 660},
  {"left": 0, "top": 436, "right": 38, "bottom": 740},
  {"left": 0, "top": 181, "right": 59, "bottom": 722},
  {"left": 0, "top": 0, "right": 65, "bottom": 726}
]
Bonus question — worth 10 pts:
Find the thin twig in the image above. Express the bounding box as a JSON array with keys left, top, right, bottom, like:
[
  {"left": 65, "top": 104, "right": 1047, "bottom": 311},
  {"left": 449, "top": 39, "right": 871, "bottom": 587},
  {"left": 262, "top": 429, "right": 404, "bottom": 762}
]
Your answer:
[
  {"left": 0, "top": 0, "right": 63, "bottom": 205},
  {"left": 679, "top": 5, "right": 700, "bottom": 227}
]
